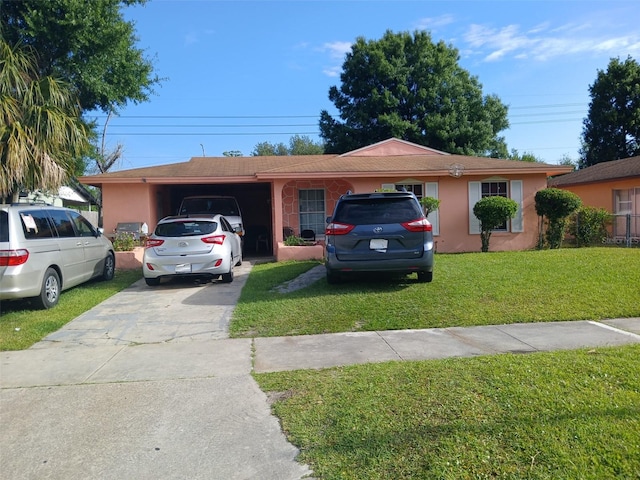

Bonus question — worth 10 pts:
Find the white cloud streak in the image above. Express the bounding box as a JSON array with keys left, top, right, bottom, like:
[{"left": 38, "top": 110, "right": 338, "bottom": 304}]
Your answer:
[{"left": 463, "top": 21, "right": 640, "bottom": 62}]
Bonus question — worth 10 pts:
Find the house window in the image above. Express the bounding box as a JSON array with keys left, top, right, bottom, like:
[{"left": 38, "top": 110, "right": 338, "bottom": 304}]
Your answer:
[
  {"left": 381, "top": 182, "right": 439, "bottom": 235},
  {"left": 299, "top": 189, "right": 325, "bottom": 238},
  {"left": 396, "top": 183, "right": 423, "bottom": 198},
  {"left": 614, "top": 189, "right": 633, "bottom": 214},
  {"left": 469, "top": 180, "right": 524, "bottom": 234},
  {"left": 482, "top": 181, "right": 508, "bottom": 231}
]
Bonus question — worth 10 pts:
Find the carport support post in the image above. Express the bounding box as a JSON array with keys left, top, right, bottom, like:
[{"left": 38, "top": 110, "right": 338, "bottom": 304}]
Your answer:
[{"left": 272, "top": 179, "right": 286, "bottom": 249}]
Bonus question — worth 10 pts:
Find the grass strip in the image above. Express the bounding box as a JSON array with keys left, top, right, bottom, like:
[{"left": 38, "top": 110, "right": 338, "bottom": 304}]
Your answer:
[
  {"left": 255, "top": 344, "right": 640, "bottom": 479},
  {"left": 230, "top": 248, "right": 640, "bottom": 337}
]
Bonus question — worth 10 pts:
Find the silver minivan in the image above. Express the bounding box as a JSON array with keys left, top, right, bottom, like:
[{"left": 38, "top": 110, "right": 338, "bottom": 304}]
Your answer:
[{"left": 0, "top": 203, "right": 115, "bottom": 309}]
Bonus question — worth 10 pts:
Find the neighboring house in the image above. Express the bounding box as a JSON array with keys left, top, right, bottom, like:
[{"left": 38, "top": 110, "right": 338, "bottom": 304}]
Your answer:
[
  {"left": 19, "top": 185, "right": 100, "bottom": 227},
  {"left": 549, "top": 156, "right": 640, "bottom": 241},
  {"left": 79, "top": 138, "right": 571, "bottom": 257}
]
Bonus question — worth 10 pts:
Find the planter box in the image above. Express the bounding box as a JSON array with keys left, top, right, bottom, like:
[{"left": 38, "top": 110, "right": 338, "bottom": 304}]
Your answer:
[
  {"left": 276, "top": 242, "right": 325, "bottom": 262},
  {"left": 115, "top": 246, "right": 144, "bottom": 271}
]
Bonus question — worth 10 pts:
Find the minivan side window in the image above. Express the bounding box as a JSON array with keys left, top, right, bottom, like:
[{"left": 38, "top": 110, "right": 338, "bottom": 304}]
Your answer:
[
  {"left": 20, "top": 210, "right": 56, "bottom": 239},
  {"left": 0, "top": 211, "right": 9, "bottom": 242},
  {"left": 48, "top": 210, "right": 76, "bottom": 238},
  {"left": 68, "top": 211, "right": 96, "bottom": 237}
]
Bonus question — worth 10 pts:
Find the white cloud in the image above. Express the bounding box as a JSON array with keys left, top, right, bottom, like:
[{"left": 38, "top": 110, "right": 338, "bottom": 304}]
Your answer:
[
  {"left": 414, "top": 14, "right": 455, "bottom": 31},
  {"left": 322, "top": 66, "right": 342, "bottom": 78},
  {"left": 184, "top": 32, "right": 198, "bottom": 46},
  {"left": 318, "top": 41, "right": 352, "bottom": 77},
  {"left": 322, "top": 41, "right": 352, "bottom": 60},
  {"left": 463, "top": 21, "right": 640, "bottom": 62}
]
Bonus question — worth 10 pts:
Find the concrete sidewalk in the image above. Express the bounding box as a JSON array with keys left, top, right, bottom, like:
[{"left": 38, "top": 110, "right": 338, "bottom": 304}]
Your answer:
[{"left": 1, "top": 259, "right": 640, "bottom": 479}]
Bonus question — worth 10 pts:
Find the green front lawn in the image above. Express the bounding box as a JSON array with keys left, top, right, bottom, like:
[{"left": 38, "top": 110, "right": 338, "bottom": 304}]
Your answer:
[
  {"left": 230, "top": 248, "right": 640, "bottom": 337},
  {"left": 255, "top": 344, "right": 640, "bottom": 479}
]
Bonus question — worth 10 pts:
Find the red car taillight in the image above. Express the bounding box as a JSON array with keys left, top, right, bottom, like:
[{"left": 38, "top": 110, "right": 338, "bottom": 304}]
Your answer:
[
  {"left": 0, "top": 249, "right": 29, "bottom": 266},
  {"left": 402, "top": 218, "right": 433, "bottom": 232},
  {"left": 201, "top": 235, "right": 225, "bottom": 245},
  {"left": 145, "top": 238, "right": 165, "bottom": 248},
  {"left": 325, "top": 222, "right": 355, "bottom": 235}
]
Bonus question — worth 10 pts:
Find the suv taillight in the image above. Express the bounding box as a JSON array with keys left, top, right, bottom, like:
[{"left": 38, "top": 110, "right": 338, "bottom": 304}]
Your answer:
[
  {"left": 325, "top": 222, "right": 355, "bottom": 235},
  {"left": 402, "top": 218, "right": 433, "bottom": 232},
  {"left": 0, "top": 249, "right": 29, "bottom": 266}
]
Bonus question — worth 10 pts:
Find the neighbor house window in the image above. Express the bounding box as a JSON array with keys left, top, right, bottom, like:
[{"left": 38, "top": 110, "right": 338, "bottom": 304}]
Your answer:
[
  {"left": 613, "top": 188, "right": 640, "bottom": 238},
  {"left": 299, "top": 189, "right": 325, "bottom": 237},
  {"left": 469, "top": 180, "right": 524, "bottom": 234}
]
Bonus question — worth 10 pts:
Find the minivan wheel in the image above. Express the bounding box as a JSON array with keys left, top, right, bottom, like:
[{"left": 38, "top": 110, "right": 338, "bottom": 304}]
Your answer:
[
  {"left": 34, "top": 268, "right": 61, "bottom": 309},
  {"left": 102, "top": 252, "right": 115, "bottom": 281},
  {"left": 417, "top": 271, "right": 433, "bottom": 283}
]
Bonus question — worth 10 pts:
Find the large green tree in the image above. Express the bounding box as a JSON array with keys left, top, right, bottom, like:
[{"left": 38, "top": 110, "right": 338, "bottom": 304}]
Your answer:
[
  {"left": 1, "top": 41, "right": 90, "bottom": 202},
  {"left": 319, "top": 30, "right": 509, "bottom": 156},
  {"left": 252, "top": 135, "right": 324, "bottom": 156},
  {"left": 2, "top": 0, "right": 160, "bottom": 176},
  {"left": 1, "top": 0, "right": 159, "bottom": 113},
  {"left": 580, "top": 56, "right": 640, "bottom": 168}
]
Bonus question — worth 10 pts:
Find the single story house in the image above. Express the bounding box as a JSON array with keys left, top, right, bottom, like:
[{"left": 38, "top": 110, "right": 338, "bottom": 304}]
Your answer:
[
  {"left": 79, "top": 138, "right": 572, "bottom": 258},
  {"left": 548, "top": 155, "right": 640, "bottom": 240}
]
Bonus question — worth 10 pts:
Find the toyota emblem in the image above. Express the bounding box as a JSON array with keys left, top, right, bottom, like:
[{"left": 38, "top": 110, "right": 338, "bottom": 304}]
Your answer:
[{"left": 373, "top": 226, "right": 383, "bottom": 234}]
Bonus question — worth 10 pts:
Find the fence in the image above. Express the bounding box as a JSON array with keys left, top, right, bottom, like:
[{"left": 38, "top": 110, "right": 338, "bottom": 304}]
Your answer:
[{"left": 606, "top": 214, "right": 640, "bottom": 248}]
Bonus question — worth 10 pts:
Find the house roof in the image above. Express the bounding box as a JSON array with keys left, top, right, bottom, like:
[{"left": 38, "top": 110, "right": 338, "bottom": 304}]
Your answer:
[
  {"left": 548, "top": 156, "right": 640, "bottom": 187},
  {"left": 79, "top": 138, "right": 572, "bottom": 186}
]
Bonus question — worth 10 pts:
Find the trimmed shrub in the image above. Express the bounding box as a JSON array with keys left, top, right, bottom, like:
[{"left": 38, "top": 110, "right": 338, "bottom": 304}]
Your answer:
[
  {"left": 473, "top": 196, "right": 519, "bottom": 252},
  {"left": 570, "top": 206, "right": 612, "bottom": 246},
  {"left": 535, "top": 188, "right": 582, "bottom": 249}
]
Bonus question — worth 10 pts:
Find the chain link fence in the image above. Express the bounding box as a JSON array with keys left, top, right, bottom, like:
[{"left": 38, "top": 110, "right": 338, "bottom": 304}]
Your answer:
[{"left": 606, "top": 214, "right": 640, "bottom": 247}]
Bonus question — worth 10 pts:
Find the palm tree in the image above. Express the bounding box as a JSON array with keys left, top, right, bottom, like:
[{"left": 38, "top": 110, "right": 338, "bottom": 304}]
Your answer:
[{"left": 1, "top": 40, "right": 90, "bottom": 202}]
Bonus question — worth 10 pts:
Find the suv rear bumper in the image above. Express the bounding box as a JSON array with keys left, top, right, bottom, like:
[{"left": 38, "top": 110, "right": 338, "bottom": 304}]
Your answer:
[{"left": 325, "top": 247, "right": 434, "bottom": 274}]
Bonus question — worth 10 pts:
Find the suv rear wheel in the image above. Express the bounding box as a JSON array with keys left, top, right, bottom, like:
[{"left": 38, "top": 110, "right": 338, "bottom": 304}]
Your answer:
[
  {"left": 417, "top": 271, "right": 433, "bottom": 283},
  {"left": 326, "top": 269, "right": 341, "bottom": 284}
]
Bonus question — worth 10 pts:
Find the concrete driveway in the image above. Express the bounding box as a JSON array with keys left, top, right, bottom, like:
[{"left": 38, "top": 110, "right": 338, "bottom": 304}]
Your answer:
[
  {"left": 0, "top": 261, "right": 313, "bottom": 480},
  {"left": 2, "top": 259, "right": 640, "bottom": 479}
]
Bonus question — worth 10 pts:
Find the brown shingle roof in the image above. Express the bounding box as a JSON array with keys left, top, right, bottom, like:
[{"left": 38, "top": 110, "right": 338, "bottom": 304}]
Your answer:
[
  {"left": 80, "top": 154, "right": 570, "bottom": 185},
  {"left": 548, "top": 156, "right": 640, "bottom": 187}
]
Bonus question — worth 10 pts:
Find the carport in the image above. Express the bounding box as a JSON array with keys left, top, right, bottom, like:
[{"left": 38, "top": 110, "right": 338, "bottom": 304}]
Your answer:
[{"left": 166, "top": 183, "right": 273, "bottom": 255}]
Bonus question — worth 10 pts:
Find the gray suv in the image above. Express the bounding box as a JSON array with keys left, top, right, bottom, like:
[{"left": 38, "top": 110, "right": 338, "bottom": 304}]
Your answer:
[
  {"left": 325, "top": 191, "right": 434, "bottom": 283},
  {"left": 0, "top": 203, "right": 115, "bottom": 309}
]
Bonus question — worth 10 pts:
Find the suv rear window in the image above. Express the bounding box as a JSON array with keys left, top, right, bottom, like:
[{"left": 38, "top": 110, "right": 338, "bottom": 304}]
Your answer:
[{"left": 333, "top": 197, "right": 423, "bottom": 224}]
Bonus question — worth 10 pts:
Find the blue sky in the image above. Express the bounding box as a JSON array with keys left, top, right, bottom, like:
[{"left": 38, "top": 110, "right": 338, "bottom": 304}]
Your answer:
[{"left": 91, "top": 0, "right": 640, "bottom": 171}]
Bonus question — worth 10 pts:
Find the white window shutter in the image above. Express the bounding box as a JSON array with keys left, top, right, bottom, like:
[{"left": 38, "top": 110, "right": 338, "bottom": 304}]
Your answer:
[
  {"left": 468, "top": 182, "right": 481, "bottom": 234},
  {"left": 510, "top": 180, "right": 524, "bottom": 232},
  {"left": 381, "top": 183, "right": 396, "bottom": 191},
  {"left": 425, "top": 182, "right": 439, "bottom": 236}
]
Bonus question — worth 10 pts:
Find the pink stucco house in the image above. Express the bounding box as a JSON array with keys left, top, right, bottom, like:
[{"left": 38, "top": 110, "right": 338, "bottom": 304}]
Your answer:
[
  {"left": 549, "top": 155, "right": 640, "bottom": 241},
  {"left": 79, "top": 138, "right": 572, "bottom": 259}
]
